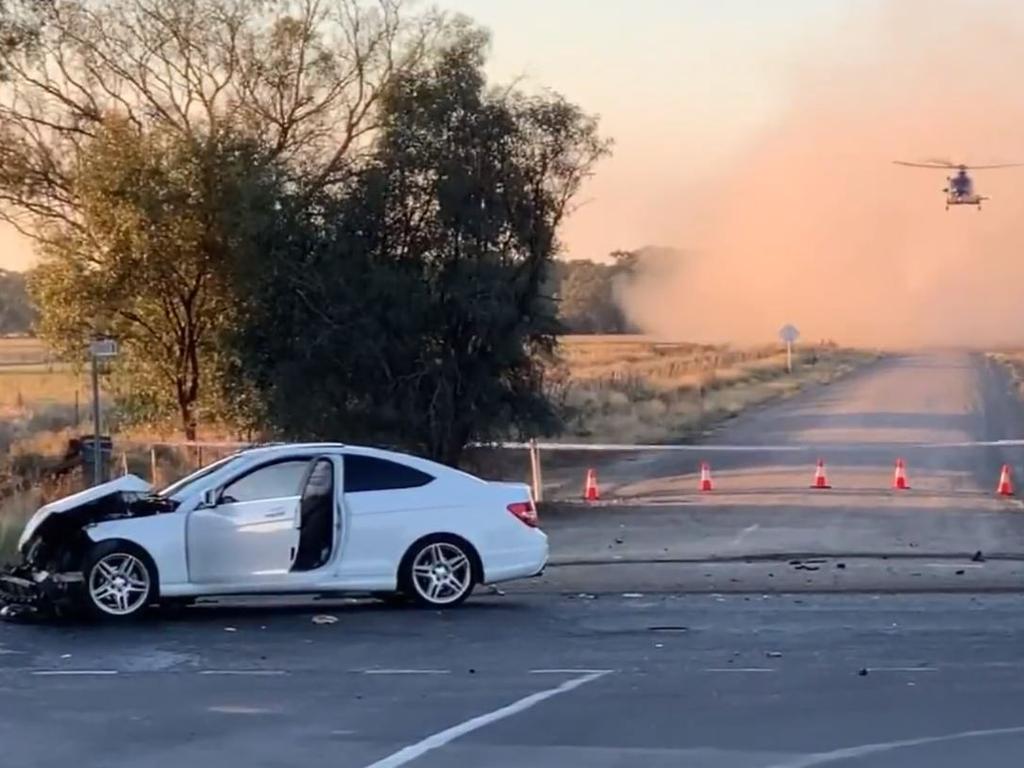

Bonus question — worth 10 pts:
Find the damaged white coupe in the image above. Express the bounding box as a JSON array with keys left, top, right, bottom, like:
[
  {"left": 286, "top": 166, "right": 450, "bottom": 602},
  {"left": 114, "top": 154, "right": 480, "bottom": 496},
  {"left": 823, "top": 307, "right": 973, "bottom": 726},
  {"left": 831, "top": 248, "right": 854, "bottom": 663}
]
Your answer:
[{"left": 0, "top": 443, "right": 548, "bottom": 620}]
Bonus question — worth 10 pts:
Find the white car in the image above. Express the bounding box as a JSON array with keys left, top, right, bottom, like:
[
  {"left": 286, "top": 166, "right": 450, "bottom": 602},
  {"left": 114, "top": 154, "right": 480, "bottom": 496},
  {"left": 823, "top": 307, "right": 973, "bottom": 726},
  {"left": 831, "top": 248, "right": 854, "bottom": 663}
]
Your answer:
[{"left": 1, "top": 443, "right": 547, "bottom": 620}]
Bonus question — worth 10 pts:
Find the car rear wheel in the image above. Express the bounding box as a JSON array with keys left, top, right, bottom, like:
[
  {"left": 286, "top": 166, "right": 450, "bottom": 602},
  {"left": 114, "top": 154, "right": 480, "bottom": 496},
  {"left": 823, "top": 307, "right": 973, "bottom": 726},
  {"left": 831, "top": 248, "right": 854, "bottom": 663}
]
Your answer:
[
  {"left": 401, "top": 537, "right": 477, "bottom": 608},
  {"left": 81, "top": 541, "right": 156, "bottom": 620}
]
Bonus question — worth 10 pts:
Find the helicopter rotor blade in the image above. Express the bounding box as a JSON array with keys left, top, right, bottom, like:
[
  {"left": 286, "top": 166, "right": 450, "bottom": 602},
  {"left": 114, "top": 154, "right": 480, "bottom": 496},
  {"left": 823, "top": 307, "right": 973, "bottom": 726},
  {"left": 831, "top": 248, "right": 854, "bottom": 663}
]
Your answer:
[
  {"left": 962, "top": 163, "right": 1024, "bottom": 170},
  {"left": 893, "top": 160, "right": 957, "bottom": 169},
  {"left": 922, "top": 157, "right": 957, "bottom": 166}
]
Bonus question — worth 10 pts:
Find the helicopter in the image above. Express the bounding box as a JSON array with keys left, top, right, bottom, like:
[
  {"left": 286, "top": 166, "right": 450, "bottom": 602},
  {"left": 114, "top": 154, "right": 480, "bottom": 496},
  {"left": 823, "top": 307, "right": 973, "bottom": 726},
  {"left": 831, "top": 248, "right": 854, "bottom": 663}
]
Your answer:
[{"left": 893, "top": 159, "right": 1023, "bottom": 209}]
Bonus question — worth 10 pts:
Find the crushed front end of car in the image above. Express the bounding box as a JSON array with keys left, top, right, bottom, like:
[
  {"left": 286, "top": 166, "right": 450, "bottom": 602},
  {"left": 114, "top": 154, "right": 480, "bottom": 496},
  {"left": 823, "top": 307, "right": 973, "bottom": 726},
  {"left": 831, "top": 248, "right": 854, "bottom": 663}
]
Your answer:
[{"left": 0, "top": 475, "right": 173, "bottom": 619}]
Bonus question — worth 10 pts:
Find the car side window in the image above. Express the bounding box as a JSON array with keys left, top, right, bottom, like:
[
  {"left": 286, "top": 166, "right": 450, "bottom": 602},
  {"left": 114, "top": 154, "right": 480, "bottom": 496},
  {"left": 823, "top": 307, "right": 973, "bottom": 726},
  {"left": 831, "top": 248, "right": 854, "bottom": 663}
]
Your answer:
[
  {"left": 343, "top": 455, "right": 434, "bottom": 493},
  {"left": 219, "top": 460, "right": 311, "bottom": 504}
]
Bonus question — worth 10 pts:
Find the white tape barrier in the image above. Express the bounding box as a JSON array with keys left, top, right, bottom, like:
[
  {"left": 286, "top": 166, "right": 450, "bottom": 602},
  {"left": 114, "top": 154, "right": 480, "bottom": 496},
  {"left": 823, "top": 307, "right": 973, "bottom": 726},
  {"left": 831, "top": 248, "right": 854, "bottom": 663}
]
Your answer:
[{"left": 487, "top": 440, "right": 1024, "bottom": 453}]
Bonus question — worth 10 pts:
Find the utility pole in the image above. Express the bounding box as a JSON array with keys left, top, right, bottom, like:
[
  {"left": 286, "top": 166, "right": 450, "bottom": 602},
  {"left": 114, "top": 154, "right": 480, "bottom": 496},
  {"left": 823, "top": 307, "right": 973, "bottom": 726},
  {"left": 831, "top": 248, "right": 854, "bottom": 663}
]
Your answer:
[{"left": 88, "top": 338, "right": 118, "bottom": 486}]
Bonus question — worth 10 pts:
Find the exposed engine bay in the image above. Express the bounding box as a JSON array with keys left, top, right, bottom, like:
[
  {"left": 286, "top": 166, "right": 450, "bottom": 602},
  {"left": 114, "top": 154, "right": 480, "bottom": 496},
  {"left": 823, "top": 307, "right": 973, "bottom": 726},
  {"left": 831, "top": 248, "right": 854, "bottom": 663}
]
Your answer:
[{"left": 0, "top": 477, "right": 176, "bottom": 618}]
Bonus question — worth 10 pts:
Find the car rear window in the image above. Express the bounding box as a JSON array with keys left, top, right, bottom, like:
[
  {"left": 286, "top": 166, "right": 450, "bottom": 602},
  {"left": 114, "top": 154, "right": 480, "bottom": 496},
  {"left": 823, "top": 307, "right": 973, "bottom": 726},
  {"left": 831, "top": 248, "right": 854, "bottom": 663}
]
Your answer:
[{"left": 343, "top": 455, "right": 434, "bottom": 493}]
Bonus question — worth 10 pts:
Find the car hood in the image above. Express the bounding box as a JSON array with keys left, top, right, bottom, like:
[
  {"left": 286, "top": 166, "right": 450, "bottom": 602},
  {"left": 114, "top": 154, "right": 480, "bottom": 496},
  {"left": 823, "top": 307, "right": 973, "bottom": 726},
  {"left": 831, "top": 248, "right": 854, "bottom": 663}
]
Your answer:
[{"left": 17, "top": 474, "right": 153, "bottom": 551}]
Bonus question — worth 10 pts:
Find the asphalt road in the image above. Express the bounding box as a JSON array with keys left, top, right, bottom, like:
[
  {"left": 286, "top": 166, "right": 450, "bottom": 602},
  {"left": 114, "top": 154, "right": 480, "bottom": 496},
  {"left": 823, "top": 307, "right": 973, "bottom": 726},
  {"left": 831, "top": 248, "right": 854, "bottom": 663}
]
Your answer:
[
  {"left": 540, "top": 352, "right": 1024, "bottom": 582},
  {"left": 3, "top": 593, "right": 1024, "bottom": 767}
]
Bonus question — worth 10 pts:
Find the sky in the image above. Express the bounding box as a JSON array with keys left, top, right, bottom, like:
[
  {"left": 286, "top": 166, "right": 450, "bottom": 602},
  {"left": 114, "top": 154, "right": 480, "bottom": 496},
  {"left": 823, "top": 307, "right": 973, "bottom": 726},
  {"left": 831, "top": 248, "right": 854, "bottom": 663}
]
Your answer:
[
  {"left": 441, "top": 0, "right": 856, "bottom": 261},
  {"left": 0, "top": 0, "right": 852, "bottom": 271}
]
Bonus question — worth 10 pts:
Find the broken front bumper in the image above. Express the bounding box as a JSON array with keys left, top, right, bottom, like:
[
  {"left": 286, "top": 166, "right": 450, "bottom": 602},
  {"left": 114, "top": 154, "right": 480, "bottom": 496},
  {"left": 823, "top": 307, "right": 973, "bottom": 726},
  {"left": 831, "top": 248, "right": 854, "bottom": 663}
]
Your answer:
[{"left": 0, "top": 566, "right": 83, "bottom": 615}]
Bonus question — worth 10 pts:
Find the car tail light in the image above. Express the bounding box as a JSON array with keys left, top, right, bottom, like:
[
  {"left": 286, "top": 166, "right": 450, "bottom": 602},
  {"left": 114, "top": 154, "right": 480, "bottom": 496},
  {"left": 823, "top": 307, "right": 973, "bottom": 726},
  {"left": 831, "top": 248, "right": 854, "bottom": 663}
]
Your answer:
[{"left": 507, "top": 501, "right": 539, "bottom": 528}]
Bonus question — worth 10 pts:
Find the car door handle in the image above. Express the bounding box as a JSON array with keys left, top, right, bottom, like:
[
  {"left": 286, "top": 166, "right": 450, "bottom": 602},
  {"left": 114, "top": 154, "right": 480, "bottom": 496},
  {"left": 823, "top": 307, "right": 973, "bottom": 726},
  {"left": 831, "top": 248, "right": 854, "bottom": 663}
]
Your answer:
[{"left": 264, "top": 509, "right": 287, "bottom": 519}]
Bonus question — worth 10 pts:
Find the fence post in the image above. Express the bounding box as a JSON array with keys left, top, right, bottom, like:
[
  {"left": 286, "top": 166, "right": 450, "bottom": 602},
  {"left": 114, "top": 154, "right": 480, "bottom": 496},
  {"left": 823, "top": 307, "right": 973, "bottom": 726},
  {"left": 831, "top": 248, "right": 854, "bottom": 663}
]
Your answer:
[
  {"left": 528, "top": 439, "right": 543, "bottom": 503},
  {"left": 535, "top": 442, "right": 544, "bottom": 503},
  {"left": 120, "top": 451, "right": 128, "bottom": 476},
  {"left": 150, "top": 447, "right": 157, "bottom": 485},
  {"left": 196, "top": 444, "right": 204, "bottom": 469}
]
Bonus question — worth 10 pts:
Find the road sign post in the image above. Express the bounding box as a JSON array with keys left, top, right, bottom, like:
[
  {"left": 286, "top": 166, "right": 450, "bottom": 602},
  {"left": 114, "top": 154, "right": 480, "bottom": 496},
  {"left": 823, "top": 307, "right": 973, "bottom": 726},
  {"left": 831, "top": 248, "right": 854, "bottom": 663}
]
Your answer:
[
  {"left": 778, "top": 324, "right": 800, "bottom": 374},
  {"left": 88, "top": 338, "right": 118, "bottom": 486}
]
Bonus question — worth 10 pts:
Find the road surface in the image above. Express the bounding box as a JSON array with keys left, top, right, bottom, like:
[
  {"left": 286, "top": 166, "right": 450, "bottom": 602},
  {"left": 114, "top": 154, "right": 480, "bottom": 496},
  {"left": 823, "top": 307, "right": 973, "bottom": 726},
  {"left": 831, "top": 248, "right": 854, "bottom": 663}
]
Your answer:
[
  {"left": 539, "top": 351, "right": 1024, "bottom": 576},
  {"left": 3, "top": 593, "right": 1024, "bottom": 767}
]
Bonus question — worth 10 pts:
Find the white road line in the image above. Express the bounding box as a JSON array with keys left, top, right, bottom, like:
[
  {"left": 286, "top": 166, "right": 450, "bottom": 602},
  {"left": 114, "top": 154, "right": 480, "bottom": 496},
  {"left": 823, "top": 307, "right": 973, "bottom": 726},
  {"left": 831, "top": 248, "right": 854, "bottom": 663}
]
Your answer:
[
  {"left": 361, "top": 669, "right": 451, "bottom": 675},
  {"left": 763, "top": 725, "right": 1024, "bottom": 768},
  {"left": 199, "top": 670, "right": 288, "bottom": 676},
  {"left": 32, "top": 670, "right": 119, "bottom": 676},
  {"left": 361, "top": 670, "right": 610, "bottom": 768},
  {"left": 866, "top": 667, "right": 938, "bottom": 673},
  {"left": 704, "top": 668, "right": 775, "bottom": 673},
  {"left": 529, "top": 668, "right": 614, "bottom": 674}
]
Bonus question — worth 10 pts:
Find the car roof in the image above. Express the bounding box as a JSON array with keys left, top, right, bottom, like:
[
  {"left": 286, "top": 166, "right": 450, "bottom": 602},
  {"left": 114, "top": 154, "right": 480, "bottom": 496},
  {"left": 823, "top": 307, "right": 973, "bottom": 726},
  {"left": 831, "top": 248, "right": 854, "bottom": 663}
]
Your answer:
[{"left": 235, "top": 442, "right": 483, "bottom": 483}]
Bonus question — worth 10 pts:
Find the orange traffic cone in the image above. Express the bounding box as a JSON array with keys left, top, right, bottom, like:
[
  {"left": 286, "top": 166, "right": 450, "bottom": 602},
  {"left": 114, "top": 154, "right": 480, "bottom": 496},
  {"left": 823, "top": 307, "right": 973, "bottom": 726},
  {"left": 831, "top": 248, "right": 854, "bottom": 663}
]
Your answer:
[
  {"left": 699, "top": 461, "right": 714, "bottom": 492},
  {"left": 811, "top": 459, "right": 831, "bottom": 489},
  {"left": 997, "top": 464, "right": 1014, "bottom": 496},
  {"left": 583, "top": 468, "right": 600, "bottom": 501},
  {"left": 893, "top": 458, "right": 910, "bottom": 490}
]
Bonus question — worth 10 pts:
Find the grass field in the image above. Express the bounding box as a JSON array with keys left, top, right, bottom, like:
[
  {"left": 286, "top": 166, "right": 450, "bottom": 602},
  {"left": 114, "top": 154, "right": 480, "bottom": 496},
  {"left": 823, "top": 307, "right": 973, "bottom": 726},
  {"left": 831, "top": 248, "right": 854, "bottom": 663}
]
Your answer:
[{"left": 556, "top": 335, "right": 876, "bottom": 443}]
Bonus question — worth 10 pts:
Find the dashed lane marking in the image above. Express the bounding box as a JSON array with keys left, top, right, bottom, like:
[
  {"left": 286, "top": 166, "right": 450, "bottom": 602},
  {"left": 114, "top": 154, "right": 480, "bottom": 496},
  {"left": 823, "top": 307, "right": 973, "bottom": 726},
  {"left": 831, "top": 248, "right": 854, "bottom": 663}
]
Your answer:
[
  {"left": 361, "top": 669, "right": 452, "bottom": 675},
  {"left": 529, "top": 668, "right": 615, "bottom": 674},
  {"left": 704, "top": 668, "right": 775, "bottom": 673},
  {"left": 32, "top": 670, "right": 119, "bottom": 676},
  {"left": 198, "top": 670, "right": 288, "bottom": 676}
]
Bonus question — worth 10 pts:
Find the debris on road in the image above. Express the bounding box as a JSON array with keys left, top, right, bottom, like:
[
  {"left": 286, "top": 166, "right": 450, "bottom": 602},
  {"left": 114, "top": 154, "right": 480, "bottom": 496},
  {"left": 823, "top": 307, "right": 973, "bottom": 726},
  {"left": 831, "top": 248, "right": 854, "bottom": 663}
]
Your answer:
[
  {"left": 485, "top": 585, "right": 506, "bottom": 596},
  {"left": 858, "top": 668, "right": 869, "bottom": 676},
  {"left": 224, "top": 627, "right": 238, "bottom": 633},
  {"left": 955, "top": 570, "right": 965, "bottom": 575},
  {"left": 836, "top": 563, "right": 847, "bottom": 570},
  {"left": 972, "top": 550, "right": 986, "bottom": 563},
  {"left": 766, "top": 651, "right": 783, "bottom": 658},
  {"left": 312, "top": 615, "right": 339, "bottom": 625}
]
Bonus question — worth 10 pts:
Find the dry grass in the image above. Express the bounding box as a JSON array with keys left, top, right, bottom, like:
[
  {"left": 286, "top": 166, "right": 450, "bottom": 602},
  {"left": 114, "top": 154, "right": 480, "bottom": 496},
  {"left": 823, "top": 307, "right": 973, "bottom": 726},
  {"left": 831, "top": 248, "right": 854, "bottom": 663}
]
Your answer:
[
  {"left": 989, "top": 351, "right": 1024, "bottom": 394},
  {"left": 555, "top": 335, "right": 877, "bottom": 443}
]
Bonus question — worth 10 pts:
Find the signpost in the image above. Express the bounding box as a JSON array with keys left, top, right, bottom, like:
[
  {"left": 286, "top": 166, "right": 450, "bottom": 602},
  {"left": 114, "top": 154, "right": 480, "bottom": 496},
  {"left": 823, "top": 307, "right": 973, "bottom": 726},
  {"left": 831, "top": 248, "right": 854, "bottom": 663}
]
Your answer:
[
  {"left": 778, "top": 324, "right": 800, "bottom": 374},
  {"left": 88, "top": 338, "right": 118, "bottom": 486}
]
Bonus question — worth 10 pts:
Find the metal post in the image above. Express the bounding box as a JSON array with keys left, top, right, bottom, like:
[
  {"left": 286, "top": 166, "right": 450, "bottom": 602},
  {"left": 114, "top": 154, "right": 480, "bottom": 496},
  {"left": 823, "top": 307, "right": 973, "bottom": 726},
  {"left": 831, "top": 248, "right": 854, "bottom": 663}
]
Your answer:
[
  {"left": 121, "top": 451, "right": 128, "bottom": 476},
  {"left": 786, "top": 341, "right": 793, "bottom": 374},
  {"left": 535, "top": 443, "right": 544, "bottom": 503},
  {"left": 528, "top": 439, "right": 544, "bottom": 503},
  {"left": 150, "top": 447, "right": 158, "bottom": 485},
  {"left": 91, "top": 352, "right": 101, "bottom": 486}
]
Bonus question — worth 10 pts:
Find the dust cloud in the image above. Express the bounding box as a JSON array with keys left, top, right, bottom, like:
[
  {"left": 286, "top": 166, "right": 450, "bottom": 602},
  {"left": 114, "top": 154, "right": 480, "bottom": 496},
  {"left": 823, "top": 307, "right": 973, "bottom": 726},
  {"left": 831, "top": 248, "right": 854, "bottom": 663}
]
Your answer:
[{"left": 620, "top": 0, "right": 1024, "bottom": 348}]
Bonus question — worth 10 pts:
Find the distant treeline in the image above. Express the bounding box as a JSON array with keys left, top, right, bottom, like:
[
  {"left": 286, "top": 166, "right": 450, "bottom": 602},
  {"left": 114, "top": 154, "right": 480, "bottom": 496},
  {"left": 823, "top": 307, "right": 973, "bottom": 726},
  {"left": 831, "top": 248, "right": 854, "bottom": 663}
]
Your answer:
[
  {"left": 0, "top": 270, "right": 35, "bottom": 334},
  {"left": 548, "top": 248, "right": 678, "bottom": 335}
]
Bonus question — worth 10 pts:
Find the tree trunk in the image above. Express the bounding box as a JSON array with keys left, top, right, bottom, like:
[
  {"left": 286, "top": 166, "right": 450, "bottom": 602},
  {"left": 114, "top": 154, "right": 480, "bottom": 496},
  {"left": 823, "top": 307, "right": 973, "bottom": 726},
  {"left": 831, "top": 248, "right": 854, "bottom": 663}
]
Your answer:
[{"left": 178, "top": 395, "right": 197, "bottom": 441}]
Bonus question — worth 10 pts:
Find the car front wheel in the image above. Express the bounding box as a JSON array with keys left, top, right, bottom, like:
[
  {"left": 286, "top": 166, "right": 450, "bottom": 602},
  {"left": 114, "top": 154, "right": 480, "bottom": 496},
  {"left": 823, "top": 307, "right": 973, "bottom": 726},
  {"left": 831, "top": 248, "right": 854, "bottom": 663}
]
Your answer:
[
  {"left": 82, "top": 542, "right": 156, "bottom": 620},
  {"left": 402, "top": 537, "right": 477, "bottom": 608}
]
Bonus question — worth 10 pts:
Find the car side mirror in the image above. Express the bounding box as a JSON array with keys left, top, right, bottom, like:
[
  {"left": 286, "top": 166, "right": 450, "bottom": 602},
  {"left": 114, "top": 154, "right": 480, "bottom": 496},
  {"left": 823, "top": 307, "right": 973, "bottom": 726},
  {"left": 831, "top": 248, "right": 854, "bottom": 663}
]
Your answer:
[{"left": 200, "top": 488, "right": 218, "bottom": 509}]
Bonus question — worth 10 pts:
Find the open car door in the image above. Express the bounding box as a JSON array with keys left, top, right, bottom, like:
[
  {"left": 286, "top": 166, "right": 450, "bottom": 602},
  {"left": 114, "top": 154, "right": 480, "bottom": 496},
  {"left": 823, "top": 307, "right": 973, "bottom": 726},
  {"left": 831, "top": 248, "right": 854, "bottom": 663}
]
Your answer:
[{"left": 290, "top": 456, "right": 341, "bottom": 573}]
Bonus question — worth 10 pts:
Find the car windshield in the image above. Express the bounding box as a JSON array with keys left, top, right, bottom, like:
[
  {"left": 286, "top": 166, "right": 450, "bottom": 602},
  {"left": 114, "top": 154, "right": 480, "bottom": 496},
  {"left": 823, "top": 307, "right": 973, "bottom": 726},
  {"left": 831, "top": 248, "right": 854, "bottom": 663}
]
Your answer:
[{"left": 155, "top": 454, "right": 244, "bottom": 498}]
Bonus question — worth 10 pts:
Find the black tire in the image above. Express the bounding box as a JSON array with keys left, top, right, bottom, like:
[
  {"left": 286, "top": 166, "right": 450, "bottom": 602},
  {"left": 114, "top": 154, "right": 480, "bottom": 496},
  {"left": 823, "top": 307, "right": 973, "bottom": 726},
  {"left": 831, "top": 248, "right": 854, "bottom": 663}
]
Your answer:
[
  {"left": 399, "top": 535, "right": 479, "bottom": 608},
  {"left": 80, "top": 540, "right": 158, "bottom": 621}
]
